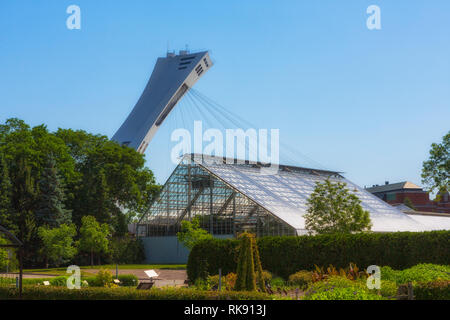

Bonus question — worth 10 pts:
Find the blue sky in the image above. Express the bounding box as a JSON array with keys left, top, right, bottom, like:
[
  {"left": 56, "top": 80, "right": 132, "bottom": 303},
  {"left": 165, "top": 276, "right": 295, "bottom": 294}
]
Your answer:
[{"left": 1, "top": 0, "right": 449, "bottom": 188}]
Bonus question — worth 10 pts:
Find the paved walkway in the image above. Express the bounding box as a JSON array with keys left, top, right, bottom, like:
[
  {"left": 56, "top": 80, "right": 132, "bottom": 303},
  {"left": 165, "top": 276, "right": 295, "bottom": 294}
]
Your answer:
[{"left": 9, "top": 269, "right": 188, "bottom": 287}]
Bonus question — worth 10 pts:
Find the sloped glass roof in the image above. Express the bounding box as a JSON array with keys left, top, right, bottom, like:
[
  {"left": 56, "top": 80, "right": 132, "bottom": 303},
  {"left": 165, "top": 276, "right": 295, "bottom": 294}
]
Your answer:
[{"left": 191, "top": 154, "right": 445, "bottom": 233}]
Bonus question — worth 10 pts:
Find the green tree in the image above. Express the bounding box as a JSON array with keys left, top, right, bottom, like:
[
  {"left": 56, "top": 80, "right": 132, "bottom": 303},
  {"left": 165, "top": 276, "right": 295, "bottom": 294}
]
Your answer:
[
  {"left": 38, "top": 224, "right": 77, "bottom": 268},
  {"left": 177, "top": 216, "right": 213, "bottom": 250},
  {"left": 78, "top": 216, "right": 110, "bottom": 267},
  {"left": 55, "top": 128, "right": 161, "bottom": 232},
  {"left": 304, "top": 179, "right": 372, "bottom": 234},
  {"left": 35, "top": 156, "right": 72, "bottom": 227},
  {"left": 0, "top": 153, "right": 15, "bottom": 234},
  {"left": 11, "top": 157, "right": 38, "bottom": 264},
  {"left": 421, "top": 131, "right": 449, "bottom": 194}
]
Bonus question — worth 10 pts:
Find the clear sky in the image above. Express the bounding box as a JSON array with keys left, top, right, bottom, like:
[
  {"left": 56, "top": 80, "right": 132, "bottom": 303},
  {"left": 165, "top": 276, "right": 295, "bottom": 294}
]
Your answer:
[{"left": 1, "top": 0, "right": 449, "bottom": 188}]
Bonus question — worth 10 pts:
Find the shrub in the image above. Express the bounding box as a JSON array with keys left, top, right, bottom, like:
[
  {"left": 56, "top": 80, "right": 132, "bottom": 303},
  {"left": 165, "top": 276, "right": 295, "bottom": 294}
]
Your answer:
[
  {"left": 116, "top": 275, "right": 138, "bottom": 287},
  {"left": 381, "top": 264, "right": 450, "bottom": 284},
  {"left": 414, "top": 280, "right": 450, "bottom": 300},
  {"left": 379, "top": 280, "right": 398, "bottom": 298},
  {"left": 288, "top": 271, "right": 313, "bottom": 289},
  {"left": 269, "top": 277, "right": 286, "bottom": 289},
  {"left": 94, "top": 269, "right": 114, "bottom": 288},
  {"left": 187, "top": 231, "right": 450, "bottom": 281},
  {"left": 303, "top": 276, "right": 385, "bottom": 300},
  {"left": 223, "top": 273, "right": 237, "bottom": 291},
  {"left": 0, "top": 285, "right": 277, "bottom": 300},
  {"left": 302, "top": 286, "right": 385, "bottom": 300}
]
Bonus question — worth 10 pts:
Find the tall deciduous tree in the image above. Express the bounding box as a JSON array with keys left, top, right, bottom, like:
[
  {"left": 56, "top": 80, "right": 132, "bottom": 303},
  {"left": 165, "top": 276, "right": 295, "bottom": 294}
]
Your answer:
[
  {"left": 304, "top": 180, "right": 372, "bottom": 234},
  {"left": 78, "top": 216, "right": 110, "bottom": 267},
  {"left": 38, "top": 224, "right": 77, "bottom": 268},
  {"left": 35, "top": 156, "right": 72, "bottom": 227},
  {"left": 421, "top": 131, "right": 449, "bottom": 194}
]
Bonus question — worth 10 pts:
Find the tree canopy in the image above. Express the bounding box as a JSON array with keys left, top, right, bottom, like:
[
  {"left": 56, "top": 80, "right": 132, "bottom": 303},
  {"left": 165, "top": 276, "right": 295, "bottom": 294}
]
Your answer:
[
  {"left": 0, "top": 118, "right": 160, "bottom": 267},
  {"left": 421, "top": 131, "right": 449, "bottom": 194},
  {"left": 38, "top": 224, "right": 78, "bottom": 268},
  {"left": 304, "top": 179, "right": 372, "bottom": 234},
  {"left": 177, "top": 216, "right": 213, "bottom": 250}
]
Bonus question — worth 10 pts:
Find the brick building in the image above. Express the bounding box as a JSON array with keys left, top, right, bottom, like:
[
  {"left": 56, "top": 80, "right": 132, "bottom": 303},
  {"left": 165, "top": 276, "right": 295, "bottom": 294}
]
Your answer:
[{"left": 365, "top": 181, "right": 450, "bottom": 214}]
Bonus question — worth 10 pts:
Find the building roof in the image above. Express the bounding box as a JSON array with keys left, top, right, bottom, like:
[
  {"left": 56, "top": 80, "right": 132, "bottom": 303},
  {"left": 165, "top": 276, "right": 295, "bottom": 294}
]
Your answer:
[
  {"left": 188, "top": 155, "right": 443, "bottom": 233},
  {"left": 365, "top": 181, "right": 422, "bottom": 194}
]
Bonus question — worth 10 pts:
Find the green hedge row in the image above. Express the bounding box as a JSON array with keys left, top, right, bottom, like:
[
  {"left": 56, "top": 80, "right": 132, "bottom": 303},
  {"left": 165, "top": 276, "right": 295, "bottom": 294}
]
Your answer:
[
  {"left": 414, "top": 280, "right": 450, "bottom": 300},
  {"left": 187, "top": 231, "right": 450, "bottom": 280},
  {"left": 0, "top": 285, "right": 275, "bottom": 300}
]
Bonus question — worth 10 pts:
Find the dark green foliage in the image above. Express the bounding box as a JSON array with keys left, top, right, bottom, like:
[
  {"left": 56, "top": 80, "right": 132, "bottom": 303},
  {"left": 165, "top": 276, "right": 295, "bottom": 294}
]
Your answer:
[
  {"left": 187, "top": 231, "right": 450, "bottom": 281},
  {"left": 0, "top": 118, "right": 160, "bottom": 267},
  {"left": 235, "top": 233, "right": 256, "bottom": 291},
  {"left": 109, "top": 237, "right": 145, "bottom": 264},
  {"left": 414, "top": 280, "right": 450, "bottom": 300},
  {"left": 35, "top": 156, "right": 72, "bottom": 227},
  {"left": 0, "top": 153, "right": 15, "bottom": 233},
  {"left": 187, "top": 238, "right": 238, "bottom": 282}
]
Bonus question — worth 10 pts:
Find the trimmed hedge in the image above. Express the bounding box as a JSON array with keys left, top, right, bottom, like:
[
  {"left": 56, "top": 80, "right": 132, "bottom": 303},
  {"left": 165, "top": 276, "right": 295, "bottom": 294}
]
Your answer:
[
  {"left": 187, "top": 231, "right": 450, "bottom": 281},
  {"left": 0, "top": 285, "right": 276, "bottom": 300}
]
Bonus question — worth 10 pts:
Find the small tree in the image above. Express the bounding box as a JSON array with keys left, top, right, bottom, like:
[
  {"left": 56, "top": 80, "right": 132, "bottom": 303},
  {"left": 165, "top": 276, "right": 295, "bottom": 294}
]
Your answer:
[
  {"left": 234, "top": 232, "right": 265, "bottom": 292},
  {"left": 304, "top": 179, "right": 372, "bottom": 234},
  {"left": 177, "top": 216, "right": 213, "bottom": 250},
  {"left": 78, "top": 216, "right": 110, "bottom": 267},
  {"left": 38, "top": 224, "right": 77, "bottom": 268},
  {"left": 421, "top": 131, "right": 449, "bottom": 194}
]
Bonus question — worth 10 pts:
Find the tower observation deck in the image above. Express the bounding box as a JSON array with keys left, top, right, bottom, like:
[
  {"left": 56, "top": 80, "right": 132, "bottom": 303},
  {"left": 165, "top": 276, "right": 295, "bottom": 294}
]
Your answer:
[{"left": 112, "top": 50, "right": 213, "bottom": 153}]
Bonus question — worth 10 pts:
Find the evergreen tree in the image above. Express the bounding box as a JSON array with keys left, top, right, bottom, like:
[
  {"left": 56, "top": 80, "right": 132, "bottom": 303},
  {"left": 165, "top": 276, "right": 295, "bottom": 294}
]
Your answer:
[
  {"left": 35, "top": 156, "right": 72, "bottom": 227},
  {"left": 234, "top": 232, "right": 262, "bottom": 292},
  {"left": 0, "top": 153, "right": 15, "bottom": 233}
]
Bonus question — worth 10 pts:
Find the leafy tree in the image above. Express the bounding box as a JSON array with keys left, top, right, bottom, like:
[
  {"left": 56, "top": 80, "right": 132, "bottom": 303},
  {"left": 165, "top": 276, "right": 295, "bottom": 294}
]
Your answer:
[
  {"left": 177, "top": 216, "right": 213, "bottom": 250},
  {"left": 304, "top": 179, "right": 372, "bottom": 234},
  {"left": 0, "top": 153, "right": 15, "bottom": 234},
  {"left": 421, "top": 131, "right": 449, "bottom": 194},
  {"left": 35, "top": 156, "right": 72, "bottom": 227},
  {"left": 78, "top": 216, "right": 110, "bottom": 266},
  {"left": 38, "top": 224, "right": 77, "bottom": 268},
  {"left": 55, "top": 128, "right": 161, "bottom": 232}
]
